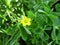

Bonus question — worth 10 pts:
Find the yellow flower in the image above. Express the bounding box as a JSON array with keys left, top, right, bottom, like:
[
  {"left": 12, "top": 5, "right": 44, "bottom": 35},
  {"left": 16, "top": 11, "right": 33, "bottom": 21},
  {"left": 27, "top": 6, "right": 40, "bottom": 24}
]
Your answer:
[{"left": 21, "top": 16, "right": 31, "bottom": 26}]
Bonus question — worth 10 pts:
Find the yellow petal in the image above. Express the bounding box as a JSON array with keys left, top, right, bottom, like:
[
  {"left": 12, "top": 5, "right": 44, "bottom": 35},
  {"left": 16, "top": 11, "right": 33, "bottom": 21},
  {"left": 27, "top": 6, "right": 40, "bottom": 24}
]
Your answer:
[{"left": 20, "top": 16, "right": 31, "bottom": 26}]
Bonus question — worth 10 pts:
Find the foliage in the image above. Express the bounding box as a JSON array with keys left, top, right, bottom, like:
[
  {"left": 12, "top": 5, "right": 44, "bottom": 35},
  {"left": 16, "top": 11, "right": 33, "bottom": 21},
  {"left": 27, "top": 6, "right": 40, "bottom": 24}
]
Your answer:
[{"left": 0, "top": 0, "right": 60, "bottom": 45}]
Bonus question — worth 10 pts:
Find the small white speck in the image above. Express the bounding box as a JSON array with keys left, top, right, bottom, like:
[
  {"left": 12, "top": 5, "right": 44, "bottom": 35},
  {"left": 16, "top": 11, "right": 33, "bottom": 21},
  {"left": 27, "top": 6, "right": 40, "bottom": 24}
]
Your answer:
[{"left": 16, "top": 0, "right": 18, "bottom": 2}]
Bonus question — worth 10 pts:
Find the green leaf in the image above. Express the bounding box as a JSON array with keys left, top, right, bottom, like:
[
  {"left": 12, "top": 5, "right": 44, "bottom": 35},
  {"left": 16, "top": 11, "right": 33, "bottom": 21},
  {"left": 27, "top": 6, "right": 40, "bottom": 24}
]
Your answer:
[
  {"left": 24, "top": 27, "right": 31, "bottom": 35},
  {"left": 20, "top": 25, "right": 29, "bottom": 41},
  {"left": 6, "top": 29, "right": 21, "bottom": 45},
  {"left": 0, "top": 40, "right": 2, "bottom": 45},
  {"left": 27, "top": 11, "right": 36, "bottom": 18}
]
